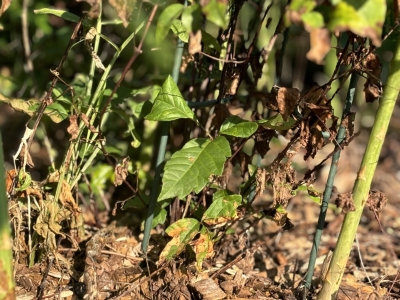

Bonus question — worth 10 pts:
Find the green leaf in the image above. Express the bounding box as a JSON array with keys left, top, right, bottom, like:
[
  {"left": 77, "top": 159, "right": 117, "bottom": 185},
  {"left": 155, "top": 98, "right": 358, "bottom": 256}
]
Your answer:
[
  {"left": 159, "top": 218, "right": 200, "bottom": 261},
  {"left": 171, "top": 19, "right": 189, "bottom": 43},
  {"left": 152, "top": 208, "right": 168, "bottom": 228},
  {"left": 111, "top": 108, "right": 141, "bottom": 148},
  {"left": 34, "top": 8, "right": 91, "bottom": 26},
  {"left": 327, "top": 0, "right": 386, "bottom": 46},
  {"left": 257, "top": 114, "right": 296, "bottom": 130},
  {"left": 220, "top": 116, "right": 258, "bottom": 138},
  {"left": 202, "top": 190, "right": 242, "bottom": 226},
  {"left": 145, "top": 75, "right": 196, "bottom": 122},
  {"left": 182, "top": 4, "right": 202, "bottom": 33},
  {"left": 201, "top": 30, "right": 221, "bottom": 52},
  {"left": 301, "top": 11, "right": 325, "bottom": 28},
  {"left": 201, "top": 0, "right": 229, "bottom": 29},
  {"left": 156, "top": 4, "right": 184, "bottom": 44},
  {"left": 90, "top": 164, "right": 114, "bottom": 196},
  {"left": 15, "top": 172, "right": 32, "bottom": 192},
  {"left": 158, "top": 137, "right": 231, "bottom": 201}
]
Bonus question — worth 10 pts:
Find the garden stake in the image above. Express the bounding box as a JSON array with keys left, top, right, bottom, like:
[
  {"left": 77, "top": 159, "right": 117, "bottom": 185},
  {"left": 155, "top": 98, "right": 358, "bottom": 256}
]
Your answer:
[
  {"left": 303, "top": 73, "right": 359, "bottom": 294},
  {"left": 141, "top": 0, "right": 187, "bottom": 253}
]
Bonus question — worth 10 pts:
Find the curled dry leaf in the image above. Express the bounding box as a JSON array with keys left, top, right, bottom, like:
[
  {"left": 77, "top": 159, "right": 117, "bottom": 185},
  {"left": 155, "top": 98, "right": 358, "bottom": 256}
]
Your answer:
[
  {"left": 76, "top": 0, "right": 101, "bottom": 19},
  {"left": 81, "top": 113, "right": 97, "bottom": 133},
  {"left": 362, "top": 53, "right": 382, "bottom": 103},
  {"left": 366, "top": 190, "right": 388, "bottom": 214},
  {"left": 189, "top": 30, "right": 202, "bottom": 55},
  {"left": 0, "top": 0, "right": 11, "bottom": 16},
  {"left": 269, "top": 164, "right": 296, "bottom": 208},
  {"left": 254, "top": 128, "right": 276, "bottom": 158},
  {"left": 67, "top": 114, "right": 79, "bottom": 140},
  {"left": 307, "top": 28, "right": 331, "bottom": 65},
  {"left": 335, "top": 192, "right": 355, "bottom": 214},
  {"left": 108, "top": 0, "right": 135, "bottom": 27},
  {"left": 264, "top": 87, "right": 300, "bottom": 120},
  {"left": 18, "top": 144, "right": 34, "bottom": 168},
  {"left": 213, "top": 104, "right": 231, "bottom": 130},
  {"left": 254, "top": 167, "right": 266, "bottom": 199},
  {"left": 114, "top": 156, "right": 130, "bottom": 186}
]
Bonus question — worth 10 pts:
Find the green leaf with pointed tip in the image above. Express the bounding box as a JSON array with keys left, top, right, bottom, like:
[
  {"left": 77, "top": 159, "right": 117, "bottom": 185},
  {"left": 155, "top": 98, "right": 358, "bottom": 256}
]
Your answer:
[
  {"left": 145, "top": 75, "right": 196, "bottom": 122},
  {"left": 257, "top": 114, "right": 296, "bottom": 130},
  {"left": 327, "top": 0, "right": 386, "bottom": 47},
  {"left": 156, "top": 4, "right": 184, "bottom": 44},
  {"left": 201, "top": 0, "right": 229, "bottom": 29},
  {"left": 171, "top": 19, "right": 189, "bottom": 43},
  {"left": 159, "top": 218, "right": 200, "bottom": 262},
  {"left": 158, "top": 137, "right": 231, "bottom": 201},
  {"left": 34, "top": 8, "right": 91, "bottom": 26},
  {"left": 220, "top": 116, "right": 258, "bottom": 138},
  {"left": 202, "top": 190, "right": 242, "bottom": 225}
]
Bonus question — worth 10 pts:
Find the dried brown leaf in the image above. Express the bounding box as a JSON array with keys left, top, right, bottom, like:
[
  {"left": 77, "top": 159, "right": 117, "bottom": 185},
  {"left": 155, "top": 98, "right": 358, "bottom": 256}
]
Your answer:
[
  {"left": 67, "top": 114, "right": 79, "bottom": 140},
  {"left": 366, "top": 190, "right": 388, "bottom": 214},
  {"left": 189, "top": 30, "right": 202, "bottom": 55},
  {"left": 114, "top": 156, "right": 130, "bottom": 186},
  {"left": 334, "top": 193, "right": 355, "bottom": 214},
  {"left": 0, "top": 0, "right": 11, "bottom": 16},
  {"left": 108, "top": 0, "right": 135, "bottom": 27},
  {"left": 81, "top": 113, "right": 97, "bottom": 132},
  {"left": 254, "top": 128, "right": 276, "bottom": 157},
  {"left": 307, "top": 28, "right": 331, "bottom": 65},
  {"left": 276, "top": 87, "right": 300, "bottom": 120},
  {"left": 213, "top": 104, "right": 231, "bottom": 130}
]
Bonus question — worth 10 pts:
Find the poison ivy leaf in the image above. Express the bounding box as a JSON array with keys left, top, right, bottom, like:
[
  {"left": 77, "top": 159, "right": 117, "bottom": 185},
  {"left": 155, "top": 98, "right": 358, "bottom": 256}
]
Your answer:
[
  {"left": 201, "top": 0, "right": 228, "bottom": 29},
  {"left": 145, "top": 75, "right": 196, "bottom": 122},
  {"left": 171, "top": 19, "right": 189, "bottom": 43},
  {"left": 257, "top": 114, "right": 296, "bottom": 130},
  {"left": 152, "top": 208, "right": 168, "bottom": 228},
  {"left": 159, "top": 218, "right": 200, "bottom": 262},
  {"left": 156, "top": 4, "right": 184, "bottom": 44},
  {"left": 158, "top": 136, "right": 231, "bottom": 201},
  {"left": 220, "top": 116, "right": 258, "bottom": 138},
  {"left": 192, "top": 228, "right": 214, "bottom": 270},
  {"left": 327, "top": 0, "right": 386, "bottom": 47},
  {"left": 202, "top": 190, "right": 242, "bottom": 226}
]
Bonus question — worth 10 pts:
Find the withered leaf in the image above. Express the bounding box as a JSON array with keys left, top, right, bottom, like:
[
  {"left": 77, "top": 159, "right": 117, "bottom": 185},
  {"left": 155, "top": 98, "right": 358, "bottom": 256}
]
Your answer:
[
  {"left": 265, "top": 87, "right": 300, "bottom": 120},
  {"left": 0, "top": 0, "right": 11, "bottom": 16},
  {"left": 306, "top": 28, "right": 331, "bottom": 65},
  {"left": 67, "top": 114, "right": 79, "bottom": 140},
  {"left": 189, "top": 30, "right": 202, "bottom": 55},
  {"left": 114, "top": 156, "right": 130, "bottom": 186},
  {"left": 254, "top": 128, "right": 276, "bottom": 157},
  {"left": 213, "top": 103, "right": 231, "bottom": 130},
  {"left": 80, "top": 113, "right": 97, "bottom": 133},
  {"left": 334, "top": 193, "right": 355, "bottom": 214},
  {"left": 108, "top": 0, "right": 135, "bottom": 27},
  {"left": 366, "top": 189, "right": 388, "bottom": 214}
]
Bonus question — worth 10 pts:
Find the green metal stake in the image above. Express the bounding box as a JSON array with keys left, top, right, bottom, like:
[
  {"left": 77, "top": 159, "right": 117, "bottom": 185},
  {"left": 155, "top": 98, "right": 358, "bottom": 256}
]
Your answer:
[
  {"left": 141, "top": 1, "right": 187, "bottom": 254},
  {"left": 303, "top": 73, "right": 359, "bottom": 292}
]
